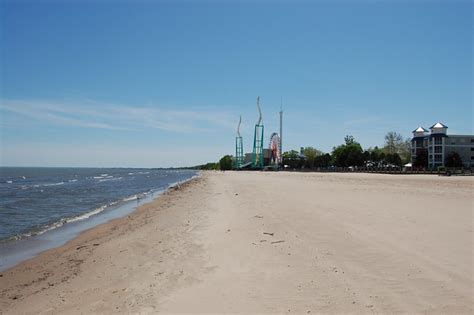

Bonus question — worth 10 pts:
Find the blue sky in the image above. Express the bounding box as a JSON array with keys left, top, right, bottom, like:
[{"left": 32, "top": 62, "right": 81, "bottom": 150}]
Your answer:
[{"left": 0, "top": 0, "right": 472, "bottom": 167}]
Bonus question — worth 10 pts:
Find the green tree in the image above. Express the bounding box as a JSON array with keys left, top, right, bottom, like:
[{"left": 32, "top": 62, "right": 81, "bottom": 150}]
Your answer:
[
  {"left": 384, "top": 131, "right": 403, "bottom": 154},
  {"left": 413, "top": 149, "right": 428, "bottom": 169},
  {"left": 332, "top": 136, "right": 364, "bottom": 167},
  {"left": 385, "top": 153, "right": 402, "bottom": 167},
  {"left": 282, "top": 150, "right": 303, "bottom": 169},
  {"left": 347, "top": 147, "right": 364, "bottom": 166},
  {"left": 314, "top": 153, "right": 331, "bottom": 167},
  {"left": 345, "top": 135, "right": 356, "bottom": 145},
  {"left": 368, "top": 146, "right": 384, "bottom": 163},
  {"left": 302, "top": 147, "right": 323, "bottom": 168},
  {"left": 331, "top": 145, "right": 346, "bottom": 167},
  {"left": 399, "top": 139, "right": 412, "bottom": 164},
  {"left": 379, "top": 152, "right": 386, "bottom": 164},
  {"left": 200, "top": 162, "right": 219, "bottom": 170},
  {"left": 362, "top": 150, "right": 370, "bottom": 163},
  {"left": 219, "top": 155, "right": 233, "bottom": 170},
  {"left": 445, "top": 151, "right": 463, "bottom": 168},
  {"left": 384, "top": 131, "right": 411, "bottom": 163}
]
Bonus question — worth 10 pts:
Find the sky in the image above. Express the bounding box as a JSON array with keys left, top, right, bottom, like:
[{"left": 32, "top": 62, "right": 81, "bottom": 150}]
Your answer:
[{"left": 0, "top": 0, "right": 472, "bottom": 168}]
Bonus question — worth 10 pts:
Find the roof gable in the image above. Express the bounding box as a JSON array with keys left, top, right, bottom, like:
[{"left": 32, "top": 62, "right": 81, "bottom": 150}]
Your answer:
[
  {"left": 430, "top": 122, "right": 448, "bottom": 129},
  {"left": 412, "top": 126, "right": 428, "bottom": 133}
]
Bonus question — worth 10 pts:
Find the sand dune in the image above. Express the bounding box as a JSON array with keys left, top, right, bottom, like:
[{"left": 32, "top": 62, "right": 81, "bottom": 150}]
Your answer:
[{"left": 0, "top": 172, "right": 472, "bottom": 314}]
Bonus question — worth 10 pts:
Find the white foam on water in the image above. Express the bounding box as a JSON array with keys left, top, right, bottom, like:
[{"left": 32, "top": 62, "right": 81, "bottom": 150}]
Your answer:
[
  {"left": 64, "top": 205, "right": 109, "bottom": 224},
  {"left": 167, "top": 173, "right": 201, "bottom": 190},
  {"left": 8, "top": 188, "right": 157, "bottom": 241},
  {"left": 33, "top": 182, "right": 65, "bottom": 188},
  {"left": 122, "top": 194, "right": 140, "bottom": 202},
  {"left": 2, "top": 171, "right": 200, "bottom": 246},
  {"left": 98, "top": 177, "right": 122, "bottom": 182},
  {"left": 44, "top": 182, "right": 65, "bottom": 187},
  {"left": 9, "top": 203, "right": 111, "bottom": 241},
  {"left": 94, "top": 174, "right": 114, "bottom": 180}
]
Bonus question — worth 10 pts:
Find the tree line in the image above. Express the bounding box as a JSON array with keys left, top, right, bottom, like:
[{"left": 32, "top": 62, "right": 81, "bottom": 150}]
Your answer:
[
  {"left": 282, "top": 132, "right": 410, "bottom": 169},
  {"left": 198, "top": 131, "right": 465, "bottom": 171}
]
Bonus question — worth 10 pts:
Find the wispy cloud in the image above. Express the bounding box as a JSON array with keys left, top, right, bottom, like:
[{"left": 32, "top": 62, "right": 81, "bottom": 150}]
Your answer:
[
  {"left": 0, "top": 99, "right": 237, "bottom": 133},
  {"left": 0, "top": 100, "right": 129, "bottom": 130}
]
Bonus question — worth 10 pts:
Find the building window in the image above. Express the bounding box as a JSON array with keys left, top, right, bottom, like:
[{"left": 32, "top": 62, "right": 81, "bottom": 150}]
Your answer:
[
  {"left": 471, "top": 139, "right": 474, "bottom": 143},
  {"left": 434, "top": 155, "right": 442, "bottom": 162},
  {"left": 434, "top": 146, "right": 442, "bottom": 153},
  {"left": 471, "top": 156, "right": 474, "bottom": 160},
  {"left": 434, "top": 138, "right": 442, "bottom": 145},
  {"left": 471, "top": 147, "right": 474, "bottom": 151}
]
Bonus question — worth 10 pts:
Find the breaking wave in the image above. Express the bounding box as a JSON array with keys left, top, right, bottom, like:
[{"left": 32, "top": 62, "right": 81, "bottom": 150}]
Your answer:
[
  {"left": 3, "top": 191, "right": 152, "bottom": 242},
  {"left": 33, "top": 182, "right": 65, "bottom": 188}
]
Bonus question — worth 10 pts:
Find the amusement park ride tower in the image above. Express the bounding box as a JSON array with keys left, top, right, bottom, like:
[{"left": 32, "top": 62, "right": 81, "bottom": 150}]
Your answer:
[
  {"left": 235, "top": 116, "right": 244, "bottom": 169},
  {"left": 279, "top": 105, "right": 283, "bottom": 165},
  {"left": 252, "top": 97, "right": 264, "bottom": 169}
]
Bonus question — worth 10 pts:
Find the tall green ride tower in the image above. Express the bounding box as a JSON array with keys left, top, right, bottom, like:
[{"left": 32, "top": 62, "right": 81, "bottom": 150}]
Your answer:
[
  {"left": 252, "top": 96, "right": 264, "bottom": 169},
  {"left": 235, "top": 116, "right": 244, "bottom": 169}
]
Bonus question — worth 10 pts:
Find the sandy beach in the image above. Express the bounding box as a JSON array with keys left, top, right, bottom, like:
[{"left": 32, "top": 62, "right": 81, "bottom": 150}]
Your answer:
[{"left": 0, "top": 171, "right": 472, "bottom": 314}]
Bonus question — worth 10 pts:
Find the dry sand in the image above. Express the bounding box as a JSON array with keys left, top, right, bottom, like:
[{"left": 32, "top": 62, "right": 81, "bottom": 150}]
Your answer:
[{"left": 0, "top": 171, "right": 473, "bottom": 314}]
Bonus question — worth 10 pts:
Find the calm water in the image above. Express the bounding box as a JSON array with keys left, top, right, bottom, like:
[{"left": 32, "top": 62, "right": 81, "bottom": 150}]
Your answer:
[{"left": 0, "top": 167, "right": 198, "bottom": 243}]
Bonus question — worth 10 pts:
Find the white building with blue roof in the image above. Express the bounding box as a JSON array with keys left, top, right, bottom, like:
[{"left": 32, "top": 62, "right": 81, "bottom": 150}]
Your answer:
[{"left": 411, "top": 122, "right": 474, "bottom": 168}]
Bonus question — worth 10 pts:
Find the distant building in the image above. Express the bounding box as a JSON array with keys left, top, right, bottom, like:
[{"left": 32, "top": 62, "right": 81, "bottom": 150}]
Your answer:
[
  {"left": 244, "top": 149, "right": 272, "bottom": 167},
  {"left": 411, "top": 122, "right": 474, "bottom": 168}
]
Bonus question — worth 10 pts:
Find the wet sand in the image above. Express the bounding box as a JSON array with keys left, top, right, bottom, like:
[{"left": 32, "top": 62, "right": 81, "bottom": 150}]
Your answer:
[{"left": 0, "top": 172, "right": 472, "bottom": 314}]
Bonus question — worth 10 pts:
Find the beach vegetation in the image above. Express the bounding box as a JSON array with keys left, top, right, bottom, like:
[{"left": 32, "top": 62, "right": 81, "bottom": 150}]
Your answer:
[
  {"left": 198, "top": 162, "right": 219, "bottom": 170},
  {"left": 219, "top": 155, "right": 233, "bottom": 170}
]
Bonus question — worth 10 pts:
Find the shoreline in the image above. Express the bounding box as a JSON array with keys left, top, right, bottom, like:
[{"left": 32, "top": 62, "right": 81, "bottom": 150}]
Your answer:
[
  {"left": 0, "top": 173, "right": 199, "bottom": 272},
  {"left": 0, "top": 175, "right": 203, "bottom": 312},
  {"left": 1, "top": 172, "right": 472, "bottom": 313}
]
